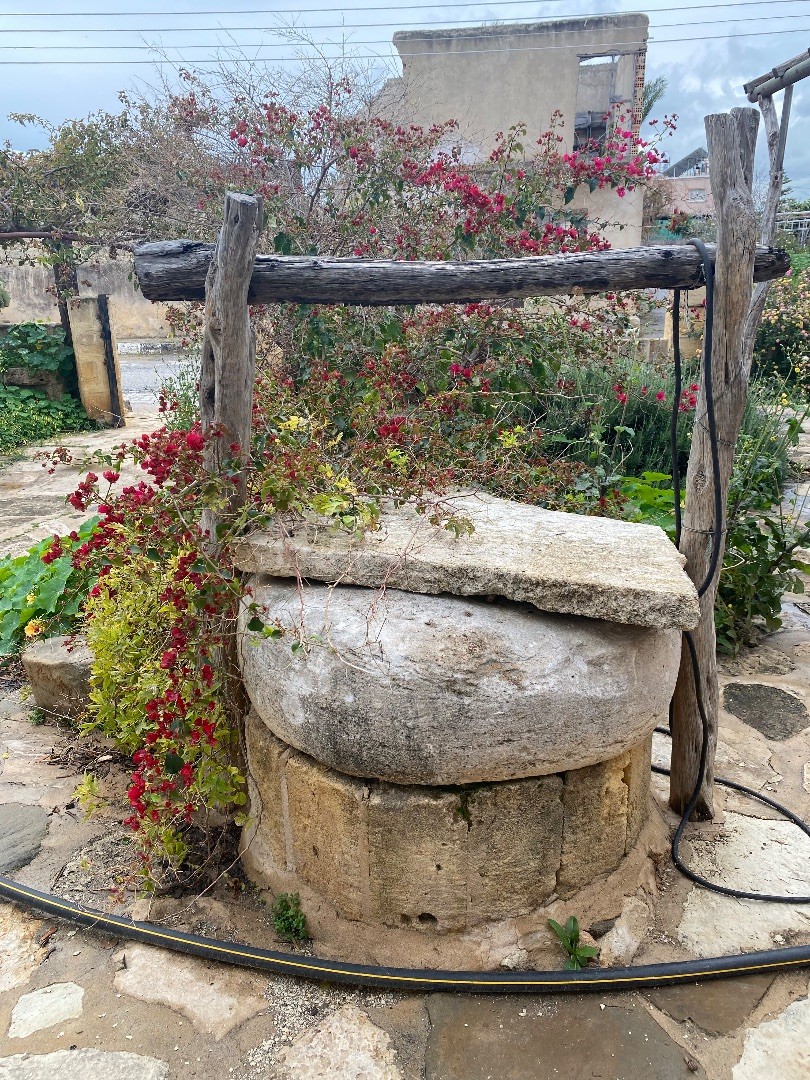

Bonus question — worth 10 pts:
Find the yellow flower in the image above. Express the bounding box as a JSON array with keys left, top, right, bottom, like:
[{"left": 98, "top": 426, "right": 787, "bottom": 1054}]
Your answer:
[
  {"left": 24, "top": 620, "right": 44, "bottom": 638},
  {"left": 25, "top": 592, "right": 36, "bottom": 605},
  {"left": 279, "top": 415, "right": 304, "bottom": 431}
]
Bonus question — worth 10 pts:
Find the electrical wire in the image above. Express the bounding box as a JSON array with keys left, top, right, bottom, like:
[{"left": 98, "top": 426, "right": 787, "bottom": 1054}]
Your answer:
[
  {"left": 2, "top": 4, "right": 807, "bottom": 35},
  {"left": 8, "top": 0, "right": 807, "bottom": 16},
  {"left": 1, "top": 26, "right": 809, "bottom": 64},
  {"left": 5, "top": 13, "right": 809, "bottom": 51}
]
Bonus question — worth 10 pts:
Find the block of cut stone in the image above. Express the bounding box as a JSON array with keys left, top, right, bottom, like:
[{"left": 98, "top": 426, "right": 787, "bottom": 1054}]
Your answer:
[
  {"left": 239, "top": 581, "right": 679, "bottom": 784},
  {"left": 21, "top": 634, "right": 93, "bottom": 721},
  {"left": 232, "top": 492, "right": 698, "bottom": 630}
]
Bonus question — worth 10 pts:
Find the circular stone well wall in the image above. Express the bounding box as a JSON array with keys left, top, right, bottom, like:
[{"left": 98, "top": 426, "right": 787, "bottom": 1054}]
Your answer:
[
  {"left": 241, "top": 708, "right": 655, "bottom": 934},
  {"left": 237, "top": 577, "right": 682, "bottom": 963}
]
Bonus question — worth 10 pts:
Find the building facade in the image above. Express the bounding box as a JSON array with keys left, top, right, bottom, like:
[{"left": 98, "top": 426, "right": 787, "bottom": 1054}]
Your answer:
[{"left": 379, "top": 13, "right": 650, "bottom": 246}]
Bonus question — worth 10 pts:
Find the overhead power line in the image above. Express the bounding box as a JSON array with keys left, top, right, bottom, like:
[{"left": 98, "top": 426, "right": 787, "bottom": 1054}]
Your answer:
[
  {"left": 7, "top": 0, "right": 799, "bottom": 15},
  {"left": 3, "top": 1, "right": 808, "bottom": 34},
  {"left": 4, "top": 12, "right": 809, "bottom": 51},
  {"left": 3, "top": 10, "right": 808, "bottom": 50},
  {"left": 0, "top": 25, "right": 808, "bottom": 63}
]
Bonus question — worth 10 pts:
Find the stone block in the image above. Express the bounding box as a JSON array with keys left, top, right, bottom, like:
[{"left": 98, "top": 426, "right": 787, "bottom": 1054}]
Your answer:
[
  {"left": 557, "top": 755, "right": 629, "bottom": 897},
  {"left": 466, "top": 777, "right": 563, "bottom": 920},
  {"left": 241, "top": 581, "right": 681, "bottom": 784},
  {"left": 233, "top": 491, "right": 699, "bottom": 630},
  {"left": 367, "top": 784, "right": 469, "bottom": 930},
  {"left": 623, "top": 732, "right": 653, "bottom": 852},
  {"left": 285, "top": 749, "right": 367, "bottom": 921},
  {"left": 242, "top": 726, "right": 654, "bottom": 937},
  {"left": 21, "top": 634, "right": 93, "bottom": 721},
  {"left": 240, "top": 710, "right": 289, "bottom": 877}
]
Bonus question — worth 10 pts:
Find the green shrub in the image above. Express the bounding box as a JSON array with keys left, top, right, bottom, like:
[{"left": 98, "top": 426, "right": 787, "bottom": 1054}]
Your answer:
[
  {"left": 754, "top": 266, "right": 810, "bottom": 389},
  {"left": 0, "top": 322, "right": 75, "bottom": 376},
  {"left": 713, "top": 382, "right": 810, "bottom": 652},
  {"left": 0, "top": 385, "right": 91, "bottom": 455},
  {"left": 0, "top": 518, "right": 99, "bottom": 656}
]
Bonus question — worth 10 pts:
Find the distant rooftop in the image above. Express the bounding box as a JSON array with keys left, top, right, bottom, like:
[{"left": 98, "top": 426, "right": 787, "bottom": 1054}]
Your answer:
[{"left": 664, "top": 148, "right": 709, "bottom": 179}]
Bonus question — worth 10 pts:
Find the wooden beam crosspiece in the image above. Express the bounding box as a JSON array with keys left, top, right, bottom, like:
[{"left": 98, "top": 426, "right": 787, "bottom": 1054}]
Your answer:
[{"left": 134, "top": 243, "right": 787, "bottom": 307}]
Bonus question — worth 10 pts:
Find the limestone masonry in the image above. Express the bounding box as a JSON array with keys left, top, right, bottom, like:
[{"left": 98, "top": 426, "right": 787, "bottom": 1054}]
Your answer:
[{"left": 233, "top": 492, "right": 700, "bottom": 630}]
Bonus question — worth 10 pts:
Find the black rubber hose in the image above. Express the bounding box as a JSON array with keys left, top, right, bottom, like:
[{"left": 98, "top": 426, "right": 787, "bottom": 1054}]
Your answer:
[
  {"left": 671, "top": 286, "right": 684, "bottom": 548},
  {"left": 1, "top": 872, "right": 810, "bottom": 993},
  {"left": 687, "top": 236, "right": 724, "bottom": 600},
  {"left": 656, "top": 639, "right": 810, "bottom": 904}
]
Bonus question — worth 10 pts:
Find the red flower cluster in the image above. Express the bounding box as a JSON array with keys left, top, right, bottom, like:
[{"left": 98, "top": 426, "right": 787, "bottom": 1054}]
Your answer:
[{"left": 64, "top": 425, "right": 240, "bottom": 855}]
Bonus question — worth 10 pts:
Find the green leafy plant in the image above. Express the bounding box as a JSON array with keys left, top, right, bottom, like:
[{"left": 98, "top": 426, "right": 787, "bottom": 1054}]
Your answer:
[
  {"left": 716, "top": 513, "right": 810, "bottom": 653},
  {"left": 0, "top": 322, "right": 75, "bottom": 375},
  {"left": 547, "top": 916, "right": 600, "bottom": 970},
  {"left": 0, "top": 518, "right": 99, "bottom": 656},
  {"left": 619, "top": 472, "right": 680, "bottom": 535},
  {"left": 0, "top": 385, "right": 90, "bottom": 455},
  {"left": 754, "top": 265, "right": 810, "bottom": 390},
  {"left": 270, "top": 892, "right": 308, "bottom": 943},
  {"left": 714, "top": 383, "right": 810, "bottom": 653}
]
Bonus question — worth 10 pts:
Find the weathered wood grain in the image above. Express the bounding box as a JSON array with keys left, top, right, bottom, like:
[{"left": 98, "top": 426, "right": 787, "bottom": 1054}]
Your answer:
[
  {"left": 134, "top": 242, "right": 789, "bottom": 305},
  {"left": 199, "top": 192, "right": 263, "bottom": 544},
  {"left": 670, "top": 109, "right": 761, "bottom": 819}
]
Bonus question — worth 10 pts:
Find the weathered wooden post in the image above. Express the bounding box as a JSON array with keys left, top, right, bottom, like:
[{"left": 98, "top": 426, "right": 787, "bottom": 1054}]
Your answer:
[
  {"left": 196, "top": 192, "right": 263, "bottom": 777},
  {"left": 669, "top": 108, "right": 760, "bottom": 817},
  {"left": 199, "top": 192, "right": 263, "bottom": 545}
]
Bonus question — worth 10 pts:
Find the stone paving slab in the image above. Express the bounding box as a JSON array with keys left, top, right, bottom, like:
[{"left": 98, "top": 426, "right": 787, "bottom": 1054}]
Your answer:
[
  {"left": 722, "top": 682, "right": 810, "bottom": 741},
  {"left": 8, "top": 983, "right": 85, "bottom": 1040},
  {"left": 424, "top": 994, "right": 705, "bottom": 1079},
  {"left": 732, "top": 983, "right": 810, "bottom": 1080},
  {"left": 234, "top": 492, "right": 700, "bottom": 630},
  {"left": 0, "top": 805, "right": 48, "bottom": 874},
  {"left": 0, "top": 1048, "right": 169, "bottom": 1079},
  {"left": 644, "top": 975, "right": 775, "bottom": 1035}
]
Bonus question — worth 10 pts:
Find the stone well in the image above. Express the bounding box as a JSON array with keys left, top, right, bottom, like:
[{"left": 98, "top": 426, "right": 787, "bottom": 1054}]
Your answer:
[{"left": 233, "top": 493, "right": 699, "bottom": 967}]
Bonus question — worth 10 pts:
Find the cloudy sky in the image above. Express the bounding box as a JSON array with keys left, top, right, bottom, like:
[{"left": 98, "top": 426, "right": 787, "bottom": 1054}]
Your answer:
[{"left": 1, "top": 0, "right": 808, "bottom": 197}]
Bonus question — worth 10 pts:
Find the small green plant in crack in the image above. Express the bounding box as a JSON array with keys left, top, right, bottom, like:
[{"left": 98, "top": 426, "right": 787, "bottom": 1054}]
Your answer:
[
  {"left": 270, "top": 892, "right": 309, "bottom": 943},
  {"left": 547, "top": 915, "right": 600, "bottom": 971}
]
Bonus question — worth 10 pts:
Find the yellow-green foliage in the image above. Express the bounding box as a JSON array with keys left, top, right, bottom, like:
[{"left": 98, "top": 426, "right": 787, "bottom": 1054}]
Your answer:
[{"left": 85, "top": 551, "right": 244, "bottom": 866}]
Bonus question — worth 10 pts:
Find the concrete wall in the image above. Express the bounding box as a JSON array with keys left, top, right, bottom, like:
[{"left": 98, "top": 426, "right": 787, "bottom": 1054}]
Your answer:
[
  {"left": 659, "top": 175, "right": 715, "bottom": 219},
  {"left": 381, "top": 14, "right": 649, "bottom": 247},
  {"left": 0, "top": 246, "right": 170, "bottom": 341}
]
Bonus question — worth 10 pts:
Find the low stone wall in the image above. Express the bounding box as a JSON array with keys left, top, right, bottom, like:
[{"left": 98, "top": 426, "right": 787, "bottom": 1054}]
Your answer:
[{"left": 242, "top": 710, "right": 653, "bottom": 930}]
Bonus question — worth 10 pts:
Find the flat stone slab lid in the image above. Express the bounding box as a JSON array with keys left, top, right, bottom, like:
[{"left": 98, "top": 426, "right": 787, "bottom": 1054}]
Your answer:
[{"left": 233, "top": 492, "right": 699, "bottom": 630}]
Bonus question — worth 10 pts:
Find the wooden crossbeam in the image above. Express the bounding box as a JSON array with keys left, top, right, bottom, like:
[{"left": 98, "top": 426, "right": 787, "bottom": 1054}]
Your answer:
[{"left": 134, "top": 242, "right": 789, "bottom": 306}]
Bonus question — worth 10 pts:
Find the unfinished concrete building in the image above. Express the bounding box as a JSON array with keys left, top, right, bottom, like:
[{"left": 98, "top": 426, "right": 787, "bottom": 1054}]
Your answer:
[{"left": 381, "top": 13, "right": 649, "bottom": 246}]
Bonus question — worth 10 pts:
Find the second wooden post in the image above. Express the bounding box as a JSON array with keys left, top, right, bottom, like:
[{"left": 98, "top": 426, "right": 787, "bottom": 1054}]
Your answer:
[{"left": 669, "top": 108, "right": 760, "bottom": 817}]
